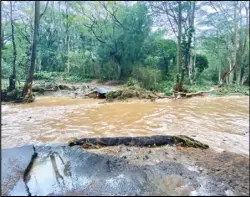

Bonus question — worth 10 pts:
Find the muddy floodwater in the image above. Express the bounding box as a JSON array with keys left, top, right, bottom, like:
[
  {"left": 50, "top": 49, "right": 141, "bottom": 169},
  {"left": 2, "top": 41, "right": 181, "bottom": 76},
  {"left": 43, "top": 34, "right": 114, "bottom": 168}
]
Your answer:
[{"left": 2, "top": 96, "right": 249, "bottom": 156}]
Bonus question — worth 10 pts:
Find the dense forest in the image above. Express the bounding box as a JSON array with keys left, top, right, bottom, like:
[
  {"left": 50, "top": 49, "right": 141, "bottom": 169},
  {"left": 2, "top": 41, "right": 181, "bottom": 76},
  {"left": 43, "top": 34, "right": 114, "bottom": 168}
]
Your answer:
[{"left": 1, "top": 1, "right": 249, "bottom": 101}]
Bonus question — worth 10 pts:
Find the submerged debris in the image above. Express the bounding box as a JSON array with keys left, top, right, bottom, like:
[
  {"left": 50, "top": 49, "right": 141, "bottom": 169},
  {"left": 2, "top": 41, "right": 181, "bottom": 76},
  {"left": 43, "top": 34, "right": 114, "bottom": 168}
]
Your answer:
[{"left": 105, "top": 87, "right": 167, "bottom": 101}]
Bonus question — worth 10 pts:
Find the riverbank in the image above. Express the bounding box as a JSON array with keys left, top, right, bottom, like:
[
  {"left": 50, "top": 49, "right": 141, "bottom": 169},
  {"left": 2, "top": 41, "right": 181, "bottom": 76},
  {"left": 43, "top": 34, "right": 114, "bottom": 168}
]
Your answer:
[{"left": 1, "top": 80, "right": 249, "bottom": 103}]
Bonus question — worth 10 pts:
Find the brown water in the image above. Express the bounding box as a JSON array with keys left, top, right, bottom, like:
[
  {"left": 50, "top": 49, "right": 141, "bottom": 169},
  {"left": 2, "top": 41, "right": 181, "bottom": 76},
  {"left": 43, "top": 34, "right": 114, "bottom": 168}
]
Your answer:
[{"left": 2, "top": 96, "right": 249, "bottom": 155}]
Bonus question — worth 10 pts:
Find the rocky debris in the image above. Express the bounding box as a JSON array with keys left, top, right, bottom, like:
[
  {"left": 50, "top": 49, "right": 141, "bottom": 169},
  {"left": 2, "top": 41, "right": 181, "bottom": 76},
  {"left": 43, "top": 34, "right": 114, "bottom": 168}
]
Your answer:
[
  {"left": 1, "top": 88, "right": 24, "bottom": 102},
  {"left": 180, "top": 148, "right": 250, "bottom": 196},
  {"left": 172, "top": 91, "right": 211, "bottom": 99},
  {"left": 68, "top": 135, "right": 209, "bottom": 149},
  {"left": 104, "top": 80, "right": 125, "bottom": 86},
  {"left": 32, "top": 83, "right": 67, "bottom": 93},
  {"left": 171, "top": 135, "right": 209, "bottom": 149},
  {"left": 84, "top": 87, "right": 113, "bottom": 99},
  {"left": 105, "top": 88, "right": 168, "bottom": 101},
  {"left": 58, "top": 84, "right": 72, "bottom": 91}
]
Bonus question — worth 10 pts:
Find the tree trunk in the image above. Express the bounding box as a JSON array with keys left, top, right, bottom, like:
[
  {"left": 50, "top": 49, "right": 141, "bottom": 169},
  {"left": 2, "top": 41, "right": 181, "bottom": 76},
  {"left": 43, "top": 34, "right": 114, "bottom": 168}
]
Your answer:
[
  {"left": 1, "top": 29, "right": 3, "bottom": 50},
  {"left": 9, "top": 1, "right": 17, "bottom": 91},
  {"left": 23, "top": 1, "right": 40, "bottom": 101},
  {"left": 161, "top": 48, "right": 168, "bottom": 75},
  {"left": 175, "top": 1, "right": 183, "bottom": 92},
  {"left": 218, "top": 64, "right": 221, "bottom": 84},
  {"left": 177, "top": 1, "right": 182, "bottom": 75},
  {"left": 241, "top": 4, "right": 249, "bottom": 86},
  {"left": 188, "top": 1, "right": 196, "bottom": 84},
  {"left": 233, "top": 1, "right": 239, "bottom": 85},
  {"left": 66, "top": 1, "right": 70, "bottom": 73},
  {"left": 229, "top": 60, "right": 234, "bottom": 84},
  {"left": 235, "top": 2, "right": 248, "bottom": 85}
]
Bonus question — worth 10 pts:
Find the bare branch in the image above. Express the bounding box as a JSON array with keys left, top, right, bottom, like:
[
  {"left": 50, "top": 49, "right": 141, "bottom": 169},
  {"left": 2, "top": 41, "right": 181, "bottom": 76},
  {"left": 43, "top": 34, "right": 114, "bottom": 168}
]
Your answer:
[{"left": 40, "top": 1, "right": 49, "bottom": 19}]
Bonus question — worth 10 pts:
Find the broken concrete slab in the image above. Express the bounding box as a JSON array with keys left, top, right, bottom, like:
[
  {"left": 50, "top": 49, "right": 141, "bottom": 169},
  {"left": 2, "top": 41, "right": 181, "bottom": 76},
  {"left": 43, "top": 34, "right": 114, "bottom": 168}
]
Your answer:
[
  {"left": 1, "top": 145, "right": 36, "bottom": 196},
  {"left": 2, "top": 144, "right": 238, "bottom": 196}
]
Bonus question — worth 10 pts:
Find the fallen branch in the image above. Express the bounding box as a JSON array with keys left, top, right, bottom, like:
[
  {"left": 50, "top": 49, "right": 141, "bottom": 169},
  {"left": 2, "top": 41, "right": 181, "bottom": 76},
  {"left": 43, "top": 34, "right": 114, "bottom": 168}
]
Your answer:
[{"left": 173, "top": 91, "right": 211, "bottom": 98}]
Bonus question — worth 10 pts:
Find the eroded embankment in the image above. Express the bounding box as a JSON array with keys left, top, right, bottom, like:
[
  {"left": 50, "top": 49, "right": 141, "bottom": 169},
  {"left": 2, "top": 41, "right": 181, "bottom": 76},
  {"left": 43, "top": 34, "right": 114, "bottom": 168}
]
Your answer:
[{"left": 2, "top": 140, "right": 249, "bottom": 196}]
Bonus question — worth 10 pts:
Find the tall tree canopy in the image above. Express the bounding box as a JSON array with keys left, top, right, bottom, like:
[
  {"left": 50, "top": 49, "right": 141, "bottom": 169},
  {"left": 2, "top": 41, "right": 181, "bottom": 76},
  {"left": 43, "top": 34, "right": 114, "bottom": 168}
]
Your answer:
[{"left": 1, "top": 1, "right": 249, "bottom": 97}]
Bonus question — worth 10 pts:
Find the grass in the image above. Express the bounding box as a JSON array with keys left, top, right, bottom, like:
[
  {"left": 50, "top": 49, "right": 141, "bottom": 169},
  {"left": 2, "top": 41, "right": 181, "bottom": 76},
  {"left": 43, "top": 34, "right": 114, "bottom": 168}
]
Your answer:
[
  {"left": 184, "top": 84, "right": 212, "bottom": 93},
  {"left": 1, "top": 79, "right": 26, "bottom": 90},
  {"left": 155, "top": 81, "right": 175, "bottom": 96},
  {"left": 33, "top": 71, "right": 92, "bottom": 83},
  {"left": 212, "top": 85, "right": 249, "bottom": 96}
]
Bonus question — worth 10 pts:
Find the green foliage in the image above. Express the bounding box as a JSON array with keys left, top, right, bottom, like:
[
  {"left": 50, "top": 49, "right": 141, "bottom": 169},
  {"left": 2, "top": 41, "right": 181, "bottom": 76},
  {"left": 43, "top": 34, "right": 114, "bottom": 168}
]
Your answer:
[
  {"left": 184, "top": 84, "right": 212, "bottom": 93},
  {"left": 155, "top": 81, "right": 175, "bottom": 96},
  {"left": 195, "top": 54, "right": 209, "bottom": 74},
  {"left": 213, "top": 85, "right": 249, "bottom": 96},
  {"left": 63, "top": 75, "right": 92, "bottom": 83},
  {"left": 100, "top": 60, "right": 121, "bottom": 81},
  {"left": 132, "top": 66, "right": 162, "bottom": 90},
  {"left": 123, "top": 77, "right": 142, "bottom": 90},
  {"left": 126, "top": 77, "right": 140, "bottom": 87},
  {"left": 1, "top": 59, "right": 12, "bottom": 79},
  {"left": 195, "top": 69, "right": 217, "bottom": 85},
  {"left": 142, "top": 35, "right": 177, "bottom": 74},
  {"left": 2, "top": 1, "right": 249, "bottom": 92},
  {"left": 33, "top": 71, "right": 92, "bottom": 83},
  {"left": 6, "top": 88, "right": 23, "bottom": 101},
  {"left": 33, "top": 72, "right": 57, "bottom": 80}
]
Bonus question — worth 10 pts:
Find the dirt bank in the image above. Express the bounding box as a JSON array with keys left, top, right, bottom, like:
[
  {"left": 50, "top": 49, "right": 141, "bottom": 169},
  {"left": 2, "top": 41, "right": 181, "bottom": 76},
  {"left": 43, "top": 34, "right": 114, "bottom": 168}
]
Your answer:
[{"left": 88, "top": 145, "right": 249, "bottom": 196}]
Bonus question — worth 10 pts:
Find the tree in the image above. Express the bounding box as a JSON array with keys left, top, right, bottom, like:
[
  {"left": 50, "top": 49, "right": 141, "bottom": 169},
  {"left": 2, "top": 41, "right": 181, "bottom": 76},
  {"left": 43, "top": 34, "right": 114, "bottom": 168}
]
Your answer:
[
  {"left": 206, "top": 1, "right": 249, "bottom": 85},
  {"left": 23, "top": 1, "right": 48, "bottom": 101},
  {"left": 9, "top": 1, "right": 17, "bottom": 90},
  {"left": 184, "top": 1, "right": 196, "bottom": 83},
  {"left": 65, "top": 1, "right": 70, "bottom": 73},
  {"left": 73, "top": 2, "right": 151, "bottom": 79},
  {"left": 195, "top": 54, "right": 208, "bottom": 74},
  {"left": 149, "top": 1, "right": 193, "bottom": 91},
  {"left": 176, "top": 1, "right": 182, "bottom": 91}
]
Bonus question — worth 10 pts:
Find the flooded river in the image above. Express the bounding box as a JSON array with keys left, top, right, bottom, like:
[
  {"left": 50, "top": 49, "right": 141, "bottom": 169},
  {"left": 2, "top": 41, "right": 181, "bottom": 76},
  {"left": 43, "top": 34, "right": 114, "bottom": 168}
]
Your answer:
[{"left": 1, "top": 96, "right": 249, "bottom": 155}]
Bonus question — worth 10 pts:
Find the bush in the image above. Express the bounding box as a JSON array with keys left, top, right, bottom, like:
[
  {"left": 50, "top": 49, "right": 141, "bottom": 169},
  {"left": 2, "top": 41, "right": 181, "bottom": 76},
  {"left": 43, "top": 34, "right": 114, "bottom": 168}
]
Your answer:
[
  {"left": 132, "top": 66, "right": 162, "bottom": 90},
  {"left": 155, "top": 81, "right": 175, "bottom": 96},
  {"left": 213, "top": 85, "right": 249, "bottom": 96},
  {"left": 184, "top": 84, "right": 212, "bottom": 93},
  {"left": 33, "top": 71, "right": 92, "bottom": 83},
  {"left": 1, "top": 60, "right": 12, "bottom": 79},
  {"left": 195, "top": 68, "right": 216, "bottom": 86},
  {"left": 63, "top": 75, "right": 92, "bottom": 83},
  {"left": 195, "top": 54, "right": 208, "bottom": 74},
  {"left": 123, "top": 77, "right": 142, "bottom": 90},
  {"left": 33, "top": 71, "right": 56, "bottom": 80},
  {"left": 100, "top": 60, "right": 120, "bottom": 81}
]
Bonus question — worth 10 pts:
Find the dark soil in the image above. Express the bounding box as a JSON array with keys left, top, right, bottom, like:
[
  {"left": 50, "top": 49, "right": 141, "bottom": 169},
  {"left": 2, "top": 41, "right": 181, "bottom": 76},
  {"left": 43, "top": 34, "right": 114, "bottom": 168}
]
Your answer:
[{"left": 88, "top": 145, "right": 249, "bottom": 196}]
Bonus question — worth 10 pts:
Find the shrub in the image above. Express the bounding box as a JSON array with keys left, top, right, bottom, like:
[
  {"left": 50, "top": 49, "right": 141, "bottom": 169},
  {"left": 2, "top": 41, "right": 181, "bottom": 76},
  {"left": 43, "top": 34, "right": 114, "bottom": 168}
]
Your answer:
[
  {"left": 213, "top": 85, "right": 249, "bottom": 96},
  {"left": 123, "top": 77, "right": 142, "bottom": 90},
  {"left": 195, "top": 54, "right": 209, "bottom": 74},
  {"left": 155, "top": 81, "right": 175, "bottom": 96},
  {"left": 33, "top": 71, "right": 56, "bottom": 80},
  {"left": 100, "top": 60, "right": 120, "bottom": 81},
  {"left": 132, "top": 66, "right": 162, "bottom": 90},
  {"left": 33, "top": 71, "right": 92, "bottom": 83}
]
